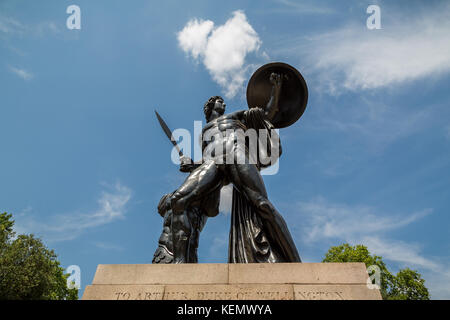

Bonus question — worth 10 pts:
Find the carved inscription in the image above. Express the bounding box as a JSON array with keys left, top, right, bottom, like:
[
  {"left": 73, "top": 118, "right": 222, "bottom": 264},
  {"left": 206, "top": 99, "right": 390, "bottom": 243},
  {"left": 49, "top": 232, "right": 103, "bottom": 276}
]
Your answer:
[
  {"left": 112, "top": 288, "right": 351, "bottom": 300},
  {"left": 113, "top": 289, "right": 292, "bottom": 300},
  {"left": 295, "top": 291, "right": 344, "bottom": 300},
  {"left": 163, "top": 291, "right": 189, "bottom": 299},
  {"left": 197, "top": 291, "right": 233, "bottom": 300},
  {"left": 115, "top": 291, "right": 164, "bottom": 300},
  {"left": 256, "top": 291, "right": 290, "bottom": 300}
]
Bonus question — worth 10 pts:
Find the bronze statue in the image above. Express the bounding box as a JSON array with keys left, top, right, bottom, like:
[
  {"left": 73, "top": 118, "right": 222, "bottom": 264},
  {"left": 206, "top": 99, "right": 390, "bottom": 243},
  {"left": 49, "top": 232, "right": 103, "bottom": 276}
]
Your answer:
[
  {"left": 153, "top": 62, "right": 308, "bottom": 263},
  {"left": 152, "top": 189, "right": 218, "bottom": 264},
  {"left": 152, "top": 113, "right": 222, "bottom": 264}
]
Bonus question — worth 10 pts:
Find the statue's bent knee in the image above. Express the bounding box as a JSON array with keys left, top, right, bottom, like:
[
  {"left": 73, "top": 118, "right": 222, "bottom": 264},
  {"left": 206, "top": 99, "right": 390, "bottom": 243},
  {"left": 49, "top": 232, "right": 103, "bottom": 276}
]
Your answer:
[{"left": 255, "top": 198, "right": 276, "bottom": 221}]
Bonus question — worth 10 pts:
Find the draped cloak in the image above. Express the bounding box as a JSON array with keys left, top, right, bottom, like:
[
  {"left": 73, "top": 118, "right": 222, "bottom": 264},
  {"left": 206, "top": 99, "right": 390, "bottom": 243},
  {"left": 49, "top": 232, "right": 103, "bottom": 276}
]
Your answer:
[{"left": 228, "top": 107, "right": 301, "bottom": 263}]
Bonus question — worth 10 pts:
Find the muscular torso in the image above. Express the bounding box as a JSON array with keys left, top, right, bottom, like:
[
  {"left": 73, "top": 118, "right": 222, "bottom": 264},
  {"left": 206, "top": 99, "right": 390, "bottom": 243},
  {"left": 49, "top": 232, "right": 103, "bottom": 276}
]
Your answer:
[{"left": 202, "top": 111, "right": 251, "bottom": 163}]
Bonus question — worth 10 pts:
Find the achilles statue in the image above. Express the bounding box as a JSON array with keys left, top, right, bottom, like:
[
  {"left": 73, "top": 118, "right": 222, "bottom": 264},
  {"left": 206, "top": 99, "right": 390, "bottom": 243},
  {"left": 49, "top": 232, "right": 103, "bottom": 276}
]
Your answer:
[{"left": 153, "top": 62, "right": 308, "bottom": 263}]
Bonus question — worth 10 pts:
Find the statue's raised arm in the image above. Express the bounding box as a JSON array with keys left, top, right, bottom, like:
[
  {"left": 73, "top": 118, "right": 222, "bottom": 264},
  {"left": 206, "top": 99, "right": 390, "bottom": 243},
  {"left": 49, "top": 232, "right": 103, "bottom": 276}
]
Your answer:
[
  {"left": 231, "top": 71, "right": 283, "bottom": 127},
  {"left": 264, "top": 72, "right": 283, "bottom": 121}
]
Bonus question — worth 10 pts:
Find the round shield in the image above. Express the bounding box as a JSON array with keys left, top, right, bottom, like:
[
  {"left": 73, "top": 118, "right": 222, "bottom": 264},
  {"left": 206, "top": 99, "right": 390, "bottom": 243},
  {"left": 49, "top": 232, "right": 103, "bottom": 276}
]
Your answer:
[{"left": 246, "top": 62, "right": 308, "bottom": 129}]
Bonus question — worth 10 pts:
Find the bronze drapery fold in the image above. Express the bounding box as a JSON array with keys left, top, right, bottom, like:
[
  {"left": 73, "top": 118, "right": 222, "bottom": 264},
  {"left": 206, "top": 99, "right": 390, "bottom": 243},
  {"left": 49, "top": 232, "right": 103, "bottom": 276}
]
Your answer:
[{"left": 228, "top": 186, "right": 282, "bottom": 263}]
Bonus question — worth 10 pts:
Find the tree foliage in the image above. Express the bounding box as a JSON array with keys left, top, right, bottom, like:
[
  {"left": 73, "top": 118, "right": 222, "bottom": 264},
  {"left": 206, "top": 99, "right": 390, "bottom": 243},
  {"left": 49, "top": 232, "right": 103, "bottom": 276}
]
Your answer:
[
  {"left": 323, "top": 243, "right": 429, "bottom": 300},
  {"left": 0, "top": 212, "right": 78, "bottom": 300},
  {"left": 388, "top": 267, "right": 430, "bottom": 300}
]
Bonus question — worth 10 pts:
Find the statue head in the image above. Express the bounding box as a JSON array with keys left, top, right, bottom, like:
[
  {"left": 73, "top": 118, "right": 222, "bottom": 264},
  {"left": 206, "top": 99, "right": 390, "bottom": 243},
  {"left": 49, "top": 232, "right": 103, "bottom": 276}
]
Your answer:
[{"left": 204, "top": 96, "right": 225, "bottom": 121}]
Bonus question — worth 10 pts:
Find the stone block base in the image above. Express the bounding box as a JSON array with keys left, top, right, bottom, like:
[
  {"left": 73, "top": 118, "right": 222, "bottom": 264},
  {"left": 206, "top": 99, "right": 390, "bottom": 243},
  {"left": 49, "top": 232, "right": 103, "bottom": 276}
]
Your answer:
[{"left": 82, "top": 263, "right": 381, "bottom": 300}]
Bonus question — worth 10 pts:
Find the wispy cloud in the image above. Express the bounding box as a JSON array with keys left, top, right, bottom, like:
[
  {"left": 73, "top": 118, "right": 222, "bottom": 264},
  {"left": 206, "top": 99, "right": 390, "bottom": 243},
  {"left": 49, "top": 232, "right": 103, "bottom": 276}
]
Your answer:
[
  {"left": 35, "top": 21, "right": 62, "bottom": 36},
  {"left": 15, "top": 182, "right": 132, "bottom": 242},
  {"left": 293, "top": 196, "right": 450, "bottom": 298},
  {"left": 8, "top": 65, "right": 33, "bottom": 80},
  {"left": 0, "top": 15, "right": 25, "bottom": 35},
  {"left": 361, "top": 236, "right": 440, "bottom": 272},
  {"left": 306, "top": 96, "right": 436, "bottom": 155},
  {"left": 177, "top": 10, "right": 262, "bottom": 98},
  {"left": 362, "top": 235, "right": 450, "bottom": 299},
  {"left": 422, "top": 269, "right": 450, "bottom": 300},
  {"left": 288, "top": 3, "right": 450, "bottom": 94},
  {"left": 275, "top": 0, "right": 335, "bottom": 15},
  {"left": 94, "top": 242, "right": 125, "bottom": 251},
  {"left": 297, "top": 197, "right": 432, "bottom": 244},
  {"left": 1, "top": 15, "right": 63, "bottom": 42}
]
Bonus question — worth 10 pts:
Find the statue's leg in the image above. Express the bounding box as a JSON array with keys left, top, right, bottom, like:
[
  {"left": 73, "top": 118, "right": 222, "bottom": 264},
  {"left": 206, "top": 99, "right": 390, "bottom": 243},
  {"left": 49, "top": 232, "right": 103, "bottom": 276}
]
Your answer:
[
  {"left": 170, "top": 160, "right": 223, "bottom": 214},
  {"left": 170, "top": 161, "right": 222, "bottom": 263},
  {"left": 152, "top": 211, "right": 174, "bottom": 264},
  {"left": 187, "top": 208, "right": 205, "bottom": 263},
  {"left": 171, "top": 209, "right": 192, "bottom": 263},
  {"left": 227, "top": 162, "right": 301, "bottom": 262}
]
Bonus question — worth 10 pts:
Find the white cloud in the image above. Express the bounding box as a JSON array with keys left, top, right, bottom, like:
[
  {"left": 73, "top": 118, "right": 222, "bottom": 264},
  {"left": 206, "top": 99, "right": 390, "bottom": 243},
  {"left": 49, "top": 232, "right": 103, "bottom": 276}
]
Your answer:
[
  {"left": 293, "top": 3, "right": 450, "bottom": 94},
  {"left": 178, "top": 10, "right": 262, "bottom": 98},
  {"left": 14, "top": 182, "right": 132, "bottom": 242},
  {"left": 8, "top": 65, "right": 33, "bottom": 80},
  {"left": 177, "top": 19, "right": 214, "bottom": 60}
]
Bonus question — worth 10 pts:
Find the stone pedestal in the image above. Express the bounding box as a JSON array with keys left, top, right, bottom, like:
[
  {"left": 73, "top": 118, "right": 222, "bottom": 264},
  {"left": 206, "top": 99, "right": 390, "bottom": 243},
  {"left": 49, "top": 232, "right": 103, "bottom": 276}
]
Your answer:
[{"left": 82, "top": 263, "right": 382, "bottom": 300}]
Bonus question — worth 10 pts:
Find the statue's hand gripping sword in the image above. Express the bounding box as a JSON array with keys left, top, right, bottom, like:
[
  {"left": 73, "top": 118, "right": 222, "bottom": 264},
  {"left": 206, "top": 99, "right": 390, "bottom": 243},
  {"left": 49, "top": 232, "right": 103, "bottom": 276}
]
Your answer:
[{"left": 154, "top": 110, "right": 184, "bottom": 159}]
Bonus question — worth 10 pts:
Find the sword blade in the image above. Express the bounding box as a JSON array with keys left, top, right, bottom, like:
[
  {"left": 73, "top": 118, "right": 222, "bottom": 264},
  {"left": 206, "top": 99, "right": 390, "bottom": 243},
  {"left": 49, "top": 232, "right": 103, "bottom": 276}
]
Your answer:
[{"left": 154, "top": 110, "right": 183, "bottom": 156}]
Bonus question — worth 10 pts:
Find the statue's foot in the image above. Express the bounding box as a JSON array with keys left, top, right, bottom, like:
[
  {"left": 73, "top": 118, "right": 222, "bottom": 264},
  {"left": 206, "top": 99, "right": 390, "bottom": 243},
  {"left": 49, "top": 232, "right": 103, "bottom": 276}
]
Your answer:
[{"left": 152, "top": 246, "right": 174, "bottom": 264}]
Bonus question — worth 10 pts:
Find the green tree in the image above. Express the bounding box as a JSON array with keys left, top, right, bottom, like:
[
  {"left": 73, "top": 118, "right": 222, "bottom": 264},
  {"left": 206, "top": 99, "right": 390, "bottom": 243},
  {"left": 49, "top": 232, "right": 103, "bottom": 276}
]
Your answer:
[
  {"left": 322, "top": 243, "right": 429, "bottom": 300},
  {"left": 388, "top": 268, "right": 429, "bottom": 300},
  {"left": 0, "top": 212, "right": 78, "bottom": 300}
]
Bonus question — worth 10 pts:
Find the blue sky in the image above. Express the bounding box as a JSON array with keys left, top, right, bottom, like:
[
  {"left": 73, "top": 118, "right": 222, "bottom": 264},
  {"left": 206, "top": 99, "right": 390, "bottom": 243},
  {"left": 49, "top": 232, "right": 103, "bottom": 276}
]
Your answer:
[{"left": 1, "top": 0, "right": 449, "bottom": 299}]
